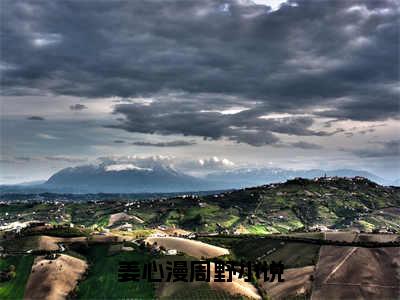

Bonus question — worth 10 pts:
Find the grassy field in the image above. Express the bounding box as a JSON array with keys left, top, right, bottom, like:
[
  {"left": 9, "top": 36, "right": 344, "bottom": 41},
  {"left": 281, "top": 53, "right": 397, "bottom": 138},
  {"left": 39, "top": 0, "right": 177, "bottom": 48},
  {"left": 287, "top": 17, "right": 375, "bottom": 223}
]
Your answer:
[
  {"left": 160, "top": 205, "right": 242, "bottom": 233},
  {"left": 246, "top": 225, "right": 274, "bottom": 234},
  {"left": 95, "top": 215, "right": 110, "bottom": 227},
  {"left": 0, "top": 255, "right": 34, "bottom": 300},
  {"left": 76, "top": 245, "right": 154, "bottom": 299}
]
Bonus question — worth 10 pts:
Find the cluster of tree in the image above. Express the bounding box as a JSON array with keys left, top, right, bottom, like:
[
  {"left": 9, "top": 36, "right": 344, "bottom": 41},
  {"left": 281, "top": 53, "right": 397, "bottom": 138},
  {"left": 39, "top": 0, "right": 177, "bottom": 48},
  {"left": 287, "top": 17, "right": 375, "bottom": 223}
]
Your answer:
[
  {"left": 0, "top": 265, "right": 16, "bottom": 282},
  {"left": 197, "top": 234, "right": 400, "bottom": 248},
  {"left": 24, "top": 225, "right": 89, "bottom": 238}
]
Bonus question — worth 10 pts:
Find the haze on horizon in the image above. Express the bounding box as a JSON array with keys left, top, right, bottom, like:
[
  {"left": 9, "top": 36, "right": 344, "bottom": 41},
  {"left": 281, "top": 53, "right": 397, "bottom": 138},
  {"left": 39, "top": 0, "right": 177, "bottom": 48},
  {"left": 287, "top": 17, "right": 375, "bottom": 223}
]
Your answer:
[{"left": 0, "top": 0, "right": 399, "bottom": 184}]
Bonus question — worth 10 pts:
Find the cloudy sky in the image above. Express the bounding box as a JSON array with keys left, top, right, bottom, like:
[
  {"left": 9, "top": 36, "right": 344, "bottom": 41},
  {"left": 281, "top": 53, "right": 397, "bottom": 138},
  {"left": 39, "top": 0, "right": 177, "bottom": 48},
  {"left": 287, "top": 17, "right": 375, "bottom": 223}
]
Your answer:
[{"left": 1, "top": 0, "right": 399, "bottom": 184}]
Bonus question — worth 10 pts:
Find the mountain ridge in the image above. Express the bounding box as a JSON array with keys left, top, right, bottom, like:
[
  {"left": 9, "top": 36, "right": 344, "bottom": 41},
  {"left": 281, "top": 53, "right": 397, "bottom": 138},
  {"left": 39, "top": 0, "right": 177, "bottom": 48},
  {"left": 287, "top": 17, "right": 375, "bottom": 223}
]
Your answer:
[{"left": 0, "top": 162, "right": 397, "bottom": 194}]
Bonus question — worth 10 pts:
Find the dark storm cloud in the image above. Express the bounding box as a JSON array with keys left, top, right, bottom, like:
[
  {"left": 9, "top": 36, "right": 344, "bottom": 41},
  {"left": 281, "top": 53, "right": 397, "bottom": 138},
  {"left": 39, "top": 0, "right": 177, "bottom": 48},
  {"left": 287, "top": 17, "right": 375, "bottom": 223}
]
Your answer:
[
  {"left": 2, "top": 0, "right": 399, "bottom": 145},
  {"left": 353, "top": 140, "right": 400, "bottom": 158},
  {"left": 132, "top": 140, "right": 196, "bottom": 147},
  {"left": 1, "top": 156, "right": 87, "bottom": 163},
  {"left": 27, "top": 116, "right": 45, "bottom": 121},
  {"left": 70, "top": 104, "right": 88, "bottom": 111},
  {"left": 316, "top": 93, "right": 400, "bottom": 121},
  {"left": 108, "top": 97, "right": 339, "bottom": 146},
  {"left": 290, "top": 141, "right": 323, "bottom": 150}
]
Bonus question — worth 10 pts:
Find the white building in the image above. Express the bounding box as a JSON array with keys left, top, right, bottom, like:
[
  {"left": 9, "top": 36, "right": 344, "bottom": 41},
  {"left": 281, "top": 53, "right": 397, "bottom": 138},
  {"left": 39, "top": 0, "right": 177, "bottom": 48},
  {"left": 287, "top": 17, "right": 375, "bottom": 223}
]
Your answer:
[{"left": 166, "top": 249, "right": 177, "bottom": 255}]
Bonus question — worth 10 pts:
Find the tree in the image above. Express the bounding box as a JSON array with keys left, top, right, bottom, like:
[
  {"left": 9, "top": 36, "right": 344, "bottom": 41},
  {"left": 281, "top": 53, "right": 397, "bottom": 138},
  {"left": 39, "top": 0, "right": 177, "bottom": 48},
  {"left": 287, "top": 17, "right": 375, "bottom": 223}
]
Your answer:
[
  {"left": 8, "top": 265, "right": 15, "bottom": 272},
  {"left": 193, "top": 214, "right": 203, "bottom": 225}
]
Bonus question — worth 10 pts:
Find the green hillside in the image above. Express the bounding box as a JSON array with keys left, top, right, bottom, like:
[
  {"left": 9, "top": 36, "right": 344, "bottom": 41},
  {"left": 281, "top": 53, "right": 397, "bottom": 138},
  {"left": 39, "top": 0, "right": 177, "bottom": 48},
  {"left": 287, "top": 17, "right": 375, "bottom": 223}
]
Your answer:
[
  {"left": 128, "top": 177, "right": 400, "bottom": 234},
  {"left": 1, "top": 177, "right": 399, "bottom": 234}
]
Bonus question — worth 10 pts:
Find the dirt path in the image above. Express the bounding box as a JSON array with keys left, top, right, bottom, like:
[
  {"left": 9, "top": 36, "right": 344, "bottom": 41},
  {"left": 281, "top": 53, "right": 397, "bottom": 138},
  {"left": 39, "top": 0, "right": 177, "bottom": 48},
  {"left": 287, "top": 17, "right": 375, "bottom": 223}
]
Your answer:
[{"left": 323, "top": 247, "right": 357, "bottom": 284}]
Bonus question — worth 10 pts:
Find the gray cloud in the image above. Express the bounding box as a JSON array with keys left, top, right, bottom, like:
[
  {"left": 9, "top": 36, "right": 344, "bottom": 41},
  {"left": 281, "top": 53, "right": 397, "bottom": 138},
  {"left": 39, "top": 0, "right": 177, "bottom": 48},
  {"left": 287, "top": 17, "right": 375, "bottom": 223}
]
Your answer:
[
  {"left": 353, "top": 140, "right": 400, "bottom": 158},
  {"left": 1, "top": 156, "right": 87, "bottom": 164},
  {"left": 132, "top": 140, "right": 196, "bottom": 147},
  {"left": 14, "top": 156, "right": 34, "bottom": 162},
  {"left": 316, "top": 94, "right": 400, "bottom": 121},
  {"left": 1, "top": 0, "right": 398, "bottom": 130},
  {"left": 0, "top": 0, "right": 400, "bottom": 149},
  {"left": 27, "top": 116, "right": 45, "bottom": 121},
  {"left": 107, "top": 96, "right": 339, "bottom": 146},
  {"left": 290, "top": 141, "right": 323, "bottom": 150},
  {"left": 44, "top": 156, "right": 88, "bottom": 163},
  {"left": 0, "top": 157, "right": 31, "bottom": 164},
  {"left": 345, "top": 132, "right": 354, "bottom": 138},
  {"left": 0, "top": 159, "right": 14, "bottom": 164},
  {"left": 70, "top": 103, "right": 88, "bottom": 111}
]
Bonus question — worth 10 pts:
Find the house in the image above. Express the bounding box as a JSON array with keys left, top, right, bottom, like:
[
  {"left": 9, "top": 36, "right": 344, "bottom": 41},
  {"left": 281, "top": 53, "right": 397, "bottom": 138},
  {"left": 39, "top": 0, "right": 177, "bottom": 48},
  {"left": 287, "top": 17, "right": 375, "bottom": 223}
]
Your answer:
[
  {"left": 166, "top": 249, "right": 177, "bottom": 255},
  {"left": 187, "top": 233, "right": 196, "bottom": 239},
  {"left": 150, "top": 232, "right": 167, "bottom": 237},
  {"left": 310, "top": 225, "right": 329, "bottom": 232},
  {"left": 119, "top": 223, "right": 133, "bottom": 232}
]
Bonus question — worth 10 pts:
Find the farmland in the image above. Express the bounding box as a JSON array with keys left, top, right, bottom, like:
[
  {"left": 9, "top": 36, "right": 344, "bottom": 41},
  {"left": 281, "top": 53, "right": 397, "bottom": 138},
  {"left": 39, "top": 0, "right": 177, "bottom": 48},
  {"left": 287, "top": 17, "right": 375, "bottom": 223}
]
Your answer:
[
  {"left": 0, "top": 177, "right": 399, "bottom": 299},
  {"left": 145, "top": 237, "right": 229, "bottom": 259},
  {"left": 257, "top": 266, "right": 314, "bottom": 299},
  {"left": 75, "top": 245, "right": 154, "bottom": 299},
  {"left": 2, "top": 177, "right": 399, "bottom": 235},
  {"left": 312, "top": 246, "right": 399, "bottom": 299}
]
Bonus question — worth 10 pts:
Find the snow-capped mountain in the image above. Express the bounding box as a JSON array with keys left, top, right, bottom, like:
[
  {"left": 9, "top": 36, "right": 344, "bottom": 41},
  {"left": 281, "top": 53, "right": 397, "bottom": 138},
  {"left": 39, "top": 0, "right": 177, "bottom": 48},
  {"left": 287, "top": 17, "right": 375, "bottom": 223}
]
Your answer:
[
  {"left": 43, "top": 162, "right": 214, "bottom": 193},
  {"left": 0, "top": 157, "right": 389, "bottom": 194}
]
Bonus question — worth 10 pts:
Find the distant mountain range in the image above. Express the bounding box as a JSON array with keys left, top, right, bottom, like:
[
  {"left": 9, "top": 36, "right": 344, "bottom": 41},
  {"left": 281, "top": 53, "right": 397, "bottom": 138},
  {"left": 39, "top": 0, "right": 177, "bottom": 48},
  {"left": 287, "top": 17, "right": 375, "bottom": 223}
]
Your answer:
[
  {"left": 42, "top": 163, "right": 216, "bottom": 193},
  {"left": 0, "top": 162, "right": 398, "bottom": 194},
  {"left": 205, "top": 168, "right": 388, "bottom": 188}
]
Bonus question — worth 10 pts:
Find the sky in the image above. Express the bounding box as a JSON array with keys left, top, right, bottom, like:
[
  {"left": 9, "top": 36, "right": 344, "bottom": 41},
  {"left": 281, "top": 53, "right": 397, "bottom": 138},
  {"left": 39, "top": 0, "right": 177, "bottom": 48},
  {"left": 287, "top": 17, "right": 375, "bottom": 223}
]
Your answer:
[{"left": 0, "top": 0, "right": 399, "bottom": 184}]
